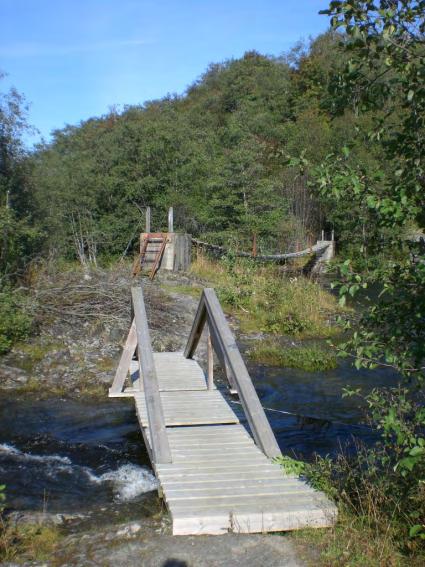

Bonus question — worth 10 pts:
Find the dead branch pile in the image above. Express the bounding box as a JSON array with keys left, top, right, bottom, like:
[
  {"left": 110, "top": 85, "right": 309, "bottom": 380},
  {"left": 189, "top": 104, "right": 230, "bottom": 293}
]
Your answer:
[{"left": 32, "top": 265, "right": 132, "bottom": 327}]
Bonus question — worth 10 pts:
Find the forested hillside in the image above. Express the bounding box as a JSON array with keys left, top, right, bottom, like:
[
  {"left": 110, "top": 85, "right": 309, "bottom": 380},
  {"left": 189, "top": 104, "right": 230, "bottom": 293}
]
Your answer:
[{"left": 2, "top": 32, "right": 396, "bottom": 269}]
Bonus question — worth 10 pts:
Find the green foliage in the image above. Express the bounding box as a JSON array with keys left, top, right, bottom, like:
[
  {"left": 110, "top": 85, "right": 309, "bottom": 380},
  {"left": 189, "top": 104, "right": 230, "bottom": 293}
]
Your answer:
[
  {"left": 0, "top": 289, "right": 34, "bottom": 354},
  {"left": 249, "top": 340, "right": 337, "bottom": 371},
  {"left": 310, "top": 1, "right": 425, "bottom": 383},
  {"left": 27, "top": 37, "right": 378, "bottom": 261},
  {"left": 306, "top": 386, "right": 425, "bottom": 556},
  {"left": 0, "top": 74, "right": 40, "bottom": 278},
  {"left": 0, "top": 521, "right": 61, "bottom": 562},
  {"left": 273, "top": 455, "right": 305, "bottom": 476}
]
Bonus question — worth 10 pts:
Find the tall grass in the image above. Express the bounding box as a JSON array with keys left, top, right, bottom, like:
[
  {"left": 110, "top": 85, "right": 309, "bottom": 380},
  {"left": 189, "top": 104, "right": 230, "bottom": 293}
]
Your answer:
[
  {"left": 190, "top": 251, "right": 343, "bottom": 338},
  {"left": 249, "top": 340, "right": 337, "bottom": 371}
]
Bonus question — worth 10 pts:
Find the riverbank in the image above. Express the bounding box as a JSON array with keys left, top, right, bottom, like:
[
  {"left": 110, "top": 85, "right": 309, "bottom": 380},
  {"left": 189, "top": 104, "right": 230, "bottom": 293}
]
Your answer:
[
  {"left": 1, "top": 259, "right": 417, "bottom": 566},
  {"left": 0, "top": 263, "right": 210, "bottom": 396}
]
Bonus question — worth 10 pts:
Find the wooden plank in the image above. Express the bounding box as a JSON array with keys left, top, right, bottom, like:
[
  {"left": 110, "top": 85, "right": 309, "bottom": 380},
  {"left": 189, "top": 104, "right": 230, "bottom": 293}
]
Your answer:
[
  {"left": 156, "top": 467, "right": 284, "bottom": 478},
  {"left": 150, "top": 234, "right": 167, "bottom": 279},
  {"left": 169, "top": 440, "right": 254, "bottom": 448},
  {"left": 169, "top": 446, "right": 264, "bottom": 455},
  {"left": 131, "top": 286, "right": 171, "bottom": 464},
  {"left": 134, "top": 388, "right": 239, "bottom": 427},
  {"left": 184, "top": 296, "right": 207, "bottom": 358},
  {"left": 130, "top": 355, "right": 210, "bottom": 391},
  {"left": 166, "top": 424, "right": 247, "bottom": 434},
  {"left": 169, "top": 493, "right": 334, "bottom": 513},
  {"left": 109, "top": 320, "right": 137, "bottom": 395},
  {"left": 142, "top": 417, "right": 239, "bottom": 426},
  {"left": 145, "top": 208, "right": 151, "bottom": 233},
  {"left": 165, "top": 485, "right": 316, "bottom": 500},
  {"left": 161, "top": 478, "right": 303, "bottom": 491},
  {"left": 168, "top": 457, "right": 270, "bottom": 466},
  {"left": 171, "top": 505, "right": 336, "bottom": 536}
]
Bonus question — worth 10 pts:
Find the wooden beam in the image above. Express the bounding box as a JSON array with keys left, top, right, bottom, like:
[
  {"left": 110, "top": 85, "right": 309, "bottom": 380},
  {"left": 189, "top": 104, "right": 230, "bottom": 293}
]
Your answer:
[
  {"left": 184, "top": 295, "right": 239, "bottom": 393},
  {"left": 131, "top": 286, "right": 172, "bottom": 464},
  {"left": 184, "top": 298, "right": 207, "bottom": 358},
  {"left": 146, "top": 207, "right": 151, "bottom": 233},
  {"left": 109, "top": 320, "right": 137, "bottom": 395},
  {"left": 168, "top": 207, "right": 174, "bottom": 233},
  {"left": 206, "top": 326, "right": 213, "bottom": 390}
]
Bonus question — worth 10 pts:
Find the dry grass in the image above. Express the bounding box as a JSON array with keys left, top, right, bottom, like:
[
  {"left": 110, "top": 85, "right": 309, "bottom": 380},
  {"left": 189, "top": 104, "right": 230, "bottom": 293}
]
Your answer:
[
  {"left": 29, "top": 260, "right": 133, "bottom": 327},
  {"left": 294, "top": 443, "right": 425, "bottom": 566},
  {"left": 0, "top": 517, "right": 61, "bottom": 562},
  {"left": 293, "top": 511, "right": 410, "bottom": 567}
]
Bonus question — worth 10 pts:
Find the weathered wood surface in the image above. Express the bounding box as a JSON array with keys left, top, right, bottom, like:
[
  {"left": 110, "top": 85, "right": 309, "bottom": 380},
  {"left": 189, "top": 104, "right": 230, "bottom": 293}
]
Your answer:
[
  {"left": 109, "top": 353, "right": 214, "bottom": 396},
  {"left": 110, "top": 348, "right": 336, "bottom": 534},
  {"left": 134, "top": 390, "right": 239, "bottom": 426},
  {"left": 109, "top": 319, "right": 137, "bottom": 395},
  {"left": 131, "top": 287, "right": 171, "bottom": 464},
  {"left": 153, "top": 423, "right": 336, "bottom": 535},
  {"left": 185, "top": 288, "right": 281, "bottom": 459},
  {"left": 109, "top": 286, "right": 337, "bottom": 535}
]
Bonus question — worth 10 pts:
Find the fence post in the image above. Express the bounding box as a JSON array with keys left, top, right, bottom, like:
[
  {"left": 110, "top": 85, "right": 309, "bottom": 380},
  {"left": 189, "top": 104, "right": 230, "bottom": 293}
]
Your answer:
[
  {"left": 168, "top": 207, "right": 174, "bottom": 233},
  {"left": 146, "top": 207, "right": 151, "bottom": 233}
]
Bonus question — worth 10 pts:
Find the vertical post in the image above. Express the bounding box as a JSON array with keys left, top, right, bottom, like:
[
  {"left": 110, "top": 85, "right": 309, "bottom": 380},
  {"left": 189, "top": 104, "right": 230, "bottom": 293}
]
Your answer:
[
  {"left": 321, "top": 229, "right": 325, "bottom": 241},
  {"left": 207, "top": 325, "right": 213, "bottom": 390},
  {"left": 168, "top": 207, "right": 173, "bottom": 233},
  {"left": 252, "top": 233, "right": 257, "bottom": 258},
  {"left": 331, "top": 229, "right": 335, "bottom": 242},
  {"left": 146, "top": 207, "right": 151, "bottom": 233}
]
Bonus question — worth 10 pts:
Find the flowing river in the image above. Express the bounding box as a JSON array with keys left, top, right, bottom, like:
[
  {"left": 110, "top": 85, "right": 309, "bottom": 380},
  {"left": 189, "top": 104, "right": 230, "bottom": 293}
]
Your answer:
[{"left": 0, "top": 354, "right": 400, "bottom": 517}]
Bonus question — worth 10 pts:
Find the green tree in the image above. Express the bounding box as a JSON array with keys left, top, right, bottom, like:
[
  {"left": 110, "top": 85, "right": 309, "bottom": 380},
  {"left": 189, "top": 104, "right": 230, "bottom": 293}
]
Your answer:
[{"left": 0, "top": 73, "right": 40, "bottom": 277}]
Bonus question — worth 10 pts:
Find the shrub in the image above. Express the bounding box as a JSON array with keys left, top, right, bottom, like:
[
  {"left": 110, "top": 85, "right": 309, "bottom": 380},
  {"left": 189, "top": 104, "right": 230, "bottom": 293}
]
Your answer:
[
  {"left": 304, "top": 387, "right": 425, "bottom": 561},
  {"left": 0, "top": 289, "right": 34, "bottom": 354}
]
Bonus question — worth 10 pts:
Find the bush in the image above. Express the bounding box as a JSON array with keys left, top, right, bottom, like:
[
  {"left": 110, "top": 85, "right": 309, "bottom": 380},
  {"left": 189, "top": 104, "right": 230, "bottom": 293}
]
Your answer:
[
  {"left": 304, "top": 387, "right": 425, "bottom": 562},
  {"left": 0, "top": 289, "right": 34, "bottom": 354}
]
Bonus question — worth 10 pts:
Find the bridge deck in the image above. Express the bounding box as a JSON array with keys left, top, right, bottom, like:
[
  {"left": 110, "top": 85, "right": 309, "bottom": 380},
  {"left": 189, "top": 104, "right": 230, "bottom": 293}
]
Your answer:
[{"left": 110, "top": 351, "right": 336, "bottom": 535}]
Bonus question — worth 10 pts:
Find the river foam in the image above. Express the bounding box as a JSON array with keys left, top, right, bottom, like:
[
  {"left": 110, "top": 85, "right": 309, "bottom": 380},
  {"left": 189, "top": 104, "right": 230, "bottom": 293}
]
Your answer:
[
  {"left": 87, "top": 463, "right": 158, "bottom": 500},
  {"left": 0, "top": 443, "right": 71, "bottom": 465},
  {"left": 0, "top": 442, "right": 157, "bottom": 502}
]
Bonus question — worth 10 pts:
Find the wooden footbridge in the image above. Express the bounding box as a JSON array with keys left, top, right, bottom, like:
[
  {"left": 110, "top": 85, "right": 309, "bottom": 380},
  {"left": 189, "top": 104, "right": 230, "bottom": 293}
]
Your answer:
[{"left": 109, "top": 286, "right": 336, "bottom": 535}]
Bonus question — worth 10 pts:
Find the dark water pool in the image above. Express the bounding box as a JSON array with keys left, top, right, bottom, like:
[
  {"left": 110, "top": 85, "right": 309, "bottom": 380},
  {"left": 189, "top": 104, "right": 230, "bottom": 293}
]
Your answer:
[{"left": 248, "top": 356, "right": 400, "bottom": 459}]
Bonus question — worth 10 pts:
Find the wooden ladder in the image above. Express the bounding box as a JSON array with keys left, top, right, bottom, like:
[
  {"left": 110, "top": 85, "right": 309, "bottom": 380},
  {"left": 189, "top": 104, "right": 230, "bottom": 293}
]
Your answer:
[{"left": 133, "top": 232, "right": 168, "bottom": 279}]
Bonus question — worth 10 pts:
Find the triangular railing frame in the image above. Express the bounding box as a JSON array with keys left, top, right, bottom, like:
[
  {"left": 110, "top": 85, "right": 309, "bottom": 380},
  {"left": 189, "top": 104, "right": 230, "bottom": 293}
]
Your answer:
[
  {"left": 110, "top": 286, "right": 281, "bottom": 463},
  {"left": 184, "top": 288, "right": 282, "bottom": 459}
]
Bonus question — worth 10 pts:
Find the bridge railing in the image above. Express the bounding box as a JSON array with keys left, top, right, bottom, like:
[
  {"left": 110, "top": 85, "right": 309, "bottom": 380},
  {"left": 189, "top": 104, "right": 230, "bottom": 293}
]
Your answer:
[
  {"left": 131, "top": 286, "right": 172, "bottom": 464},
  {"left": 184, "top": 288, "right": 281, "bottom": 459}
]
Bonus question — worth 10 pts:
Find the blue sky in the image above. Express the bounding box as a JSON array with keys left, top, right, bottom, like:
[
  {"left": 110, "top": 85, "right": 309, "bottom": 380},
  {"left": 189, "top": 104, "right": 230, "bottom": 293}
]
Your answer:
[{"left": 0, "top": 1, "right": 329, "bottom": 145}]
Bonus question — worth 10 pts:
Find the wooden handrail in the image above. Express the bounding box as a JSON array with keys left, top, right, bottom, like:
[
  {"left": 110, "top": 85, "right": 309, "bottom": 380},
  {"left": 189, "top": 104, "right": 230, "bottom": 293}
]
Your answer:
[
  {"left": 131, "top": 286, "right": 172, "bottom": 464},
  {"left": 184, "top": 288, "right": 281, "bottom": 459}
]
